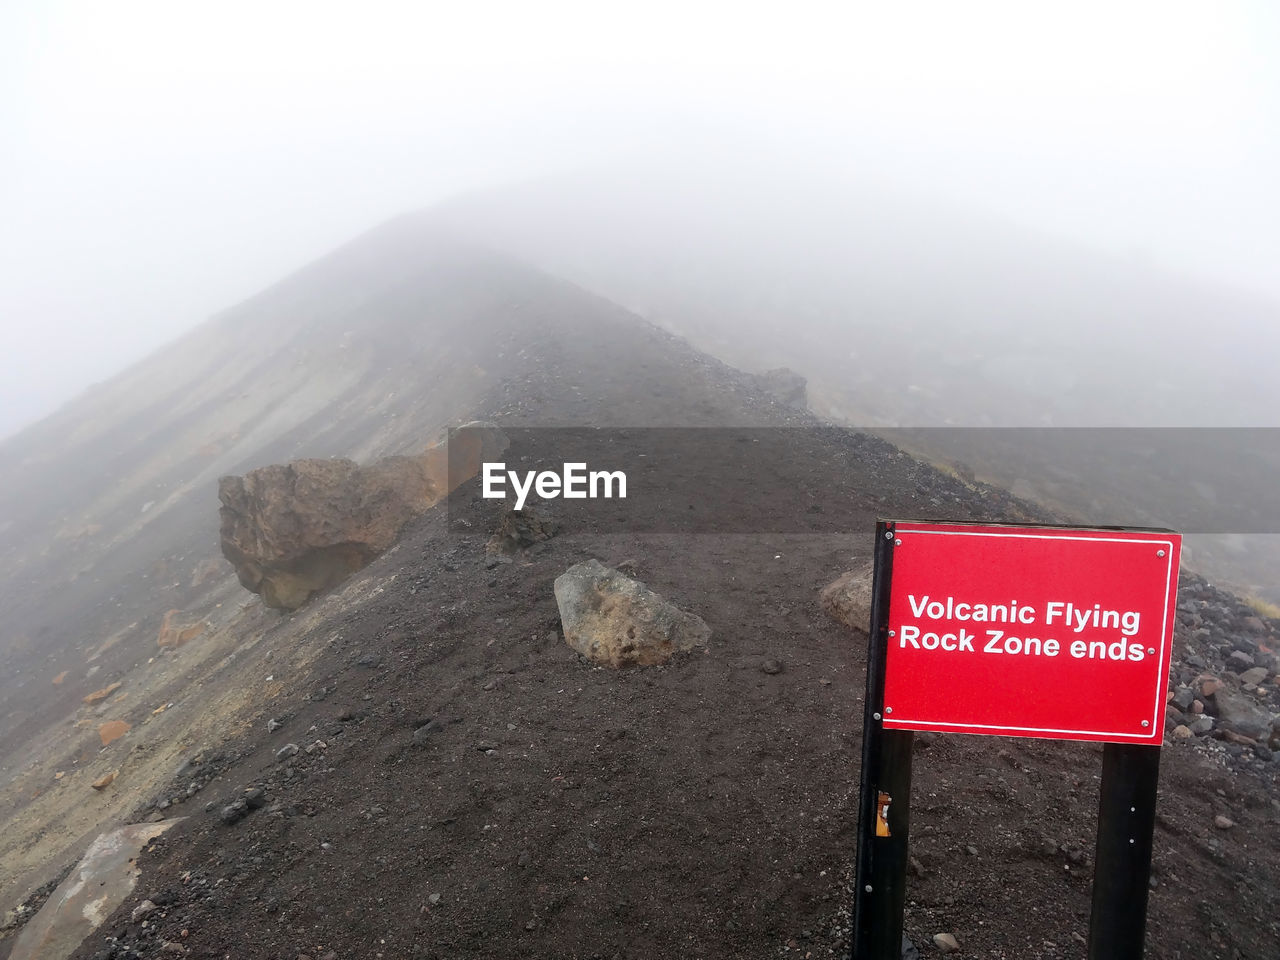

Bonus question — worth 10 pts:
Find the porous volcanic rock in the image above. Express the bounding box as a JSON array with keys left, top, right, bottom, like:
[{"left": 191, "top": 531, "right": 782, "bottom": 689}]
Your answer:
[
  {"left": 554, "top": 559, "right": 711, "bottom": 667},
  {"left": 820, "top": 564, "right": 874, "bottom": 633},
  {"left": 219, "top": 422, "right": 506, "bottom": 609}
]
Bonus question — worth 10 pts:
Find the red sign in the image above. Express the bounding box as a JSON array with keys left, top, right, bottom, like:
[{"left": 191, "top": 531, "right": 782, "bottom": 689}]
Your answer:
[{"left": 881, "top": 522, "right": 1181, "bottom": 744}]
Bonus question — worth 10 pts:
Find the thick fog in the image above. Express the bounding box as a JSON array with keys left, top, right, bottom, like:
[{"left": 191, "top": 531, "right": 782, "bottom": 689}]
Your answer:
[{"left": 2, "top": 1, "right": 1279, "bottom": 439}]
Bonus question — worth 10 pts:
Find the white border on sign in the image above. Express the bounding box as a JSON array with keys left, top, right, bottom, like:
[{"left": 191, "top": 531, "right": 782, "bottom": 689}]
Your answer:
[{"left": 882, "top": 528, "right": 1176, "bottom": 741}]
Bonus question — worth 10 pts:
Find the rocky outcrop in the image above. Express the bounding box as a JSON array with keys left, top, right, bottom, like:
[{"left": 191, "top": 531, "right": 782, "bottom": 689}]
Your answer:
[
  {"left": 7, "top": 820, "right": 183, "bottom": 960},
  {"left": 820, "top": 564, "right": 874, "bottom": 633},
  {"left": 219, "top": 422, "right": 506, "bottom": 610},
  {"left": 554, "top": 559, "right": 711, "bottom": 667}
]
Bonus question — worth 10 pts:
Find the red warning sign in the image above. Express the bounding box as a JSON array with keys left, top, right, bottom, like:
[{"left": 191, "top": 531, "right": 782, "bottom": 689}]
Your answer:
[{"left": 881, "top": 522, "right": 1181, "bottom": 744}]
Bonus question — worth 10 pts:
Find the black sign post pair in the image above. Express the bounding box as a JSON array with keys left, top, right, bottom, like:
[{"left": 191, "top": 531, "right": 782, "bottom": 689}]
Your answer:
[{"left": 850, "top": 520, "right": 1165, "bottom": 960}]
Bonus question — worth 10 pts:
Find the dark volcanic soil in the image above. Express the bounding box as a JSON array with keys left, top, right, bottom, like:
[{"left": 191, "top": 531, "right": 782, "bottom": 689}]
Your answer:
[{"left": 8, "top": 269, "right": 1274, "bottom": 960}]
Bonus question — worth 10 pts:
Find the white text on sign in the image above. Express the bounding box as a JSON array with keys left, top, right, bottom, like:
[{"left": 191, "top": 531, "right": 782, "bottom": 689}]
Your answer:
[{"left": 899, "top": 595, "right": 1149, "bottom": 662}]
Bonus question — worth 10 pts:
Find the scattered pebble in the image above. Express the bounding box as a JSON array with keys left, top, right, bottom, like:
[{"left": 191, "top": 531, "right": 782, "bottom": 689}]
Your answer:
[{"left": 934, "top": 932, "right": 960, "bottom": 953}]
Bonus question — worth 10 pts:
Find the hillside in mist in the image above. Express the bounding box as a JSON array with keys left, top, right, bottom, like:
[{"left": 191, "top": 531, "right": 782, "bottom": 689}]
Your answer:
[
  {"left": 0, "top": 211, "right": 1275, "bottom": 960},
  {"left": 439, "top": 163, "right": 1280, "bottom": 429},
  {"left": 434, "top": 163, "right": 1280, "bottom": 599}
]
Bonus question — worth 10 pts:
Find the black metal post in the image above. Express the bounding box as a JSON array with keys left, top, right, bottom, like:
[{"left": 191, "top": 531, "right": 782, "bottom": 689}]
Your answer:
[
  {"left": 1087, "top": 743, "right": 1162, "bottom": 960},
  {"left": 852, "top": 522, "right": 914, "bottom": 960}
]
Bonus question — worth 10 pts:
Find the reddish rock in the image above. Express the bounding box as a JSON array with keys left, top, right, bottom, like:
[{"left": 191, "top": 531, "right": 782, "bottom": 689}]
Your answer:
[
  {"left": 83, "top": 682, "right": 122, "bottom": 705},
  {"left": 98, "top": 720, "right": 131, "bottom": 747},
  {"left": 1197, "top": 675, "right": 1224, "bottom": 698},
  {"left": 219, "top": 423, "right": 506, "bottom": 610},
  {"left": 157, "top": 610, "right": 206, "bottom": 649}
]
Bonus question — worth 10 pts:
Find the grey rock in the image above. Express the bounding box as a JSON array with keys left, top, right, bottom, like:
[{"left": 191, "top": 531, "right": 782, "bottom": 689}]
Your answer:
[
  {"left": 901, "top": 935, "right": 921, "bottom": 960},
  {"left": 275, "top": 743, "right": 300, "bottom": 760},
  {"left": 1229, "top": 650, "right": 1256, "bottom": 669},
  {"left": 1190, "top": 716, "right": 1215, "bottom": 735},
  {"left": 554, "top": 559, "right": 710, "bottom": 667},
  {"left": 1171, "top": 687, "right": 1195, "bottom": 712},
  {"left": 1215, "top": 690, "right": 1274, "bottom": 740},
  {"left": 761, "top": 658, "right": 784, "bottom": 675},
  {"left": 131, "top": 899, "right": 158, "bottom": 923},
  {"left": 933, "top": 932, "right": 960, "bottom": 953},
  {"left": 220, "top": 799, "right": 249, "bottom": 825},
  {"left": 820, "top": 565, "right": 874, "bottom": 633},
  {"left": 244, "top": 787, "right": 266, "bottom": 809},
  {"left": 1240, "top": 666, "right": 1269, "bottom": 686}
]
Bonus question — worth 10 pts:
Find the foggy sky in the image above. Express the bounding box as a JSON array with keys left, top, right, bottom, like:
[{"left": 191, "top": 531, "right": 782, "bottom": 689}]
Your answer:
[{"left": 2, "top": 1, "right": 1278, "bottom": 439}]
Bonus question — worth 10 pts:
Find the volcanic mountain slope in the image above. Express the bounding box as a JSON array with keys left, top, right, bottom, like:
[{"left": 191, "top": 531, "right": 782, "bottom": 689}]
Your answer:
[
  {"left": 0, "top": 221, "right": 1275, "bottom": 960},
  {"left": 52, "top": 357, "right": 1280, "bottom": 960},
  {"left": 0, "top": 221, "right": 821, "bottom": 919}
]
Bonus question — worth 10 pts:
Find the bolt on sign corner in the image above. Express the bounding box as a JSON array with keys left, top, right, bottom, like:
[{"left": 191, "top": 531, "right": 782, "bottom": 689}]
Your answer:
[{"left": 882, "top": 522, "right": 1181, "bottom": 744}]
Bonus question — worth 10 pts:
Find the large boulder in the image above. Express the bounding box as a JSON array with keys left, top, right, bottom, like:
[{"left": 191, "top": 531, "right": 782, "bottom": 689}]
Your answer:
[
  {"left": 554, "top": 559, "right": 710, "bottom": 667},
  {"left": 820, "top": 564, "right": 874, "bottom": 633},
  {"left": 219, "top": 422, "right": 506, "bottom": 609}
]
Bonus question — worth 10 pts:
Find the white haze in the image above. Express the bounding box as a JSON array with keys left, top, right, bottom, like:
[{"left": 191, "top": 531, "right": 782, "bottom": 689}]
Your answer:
[{"left": 1, "top": 0, "right": 1278, "bottom": 438}]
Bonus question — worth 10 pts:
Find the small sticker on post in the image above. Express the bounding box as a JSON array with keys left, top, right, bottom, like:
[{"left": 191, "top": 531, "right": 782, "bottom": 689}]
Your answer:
[{"left": 876, "top": 791, "right": 892, "bottom": 837}]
